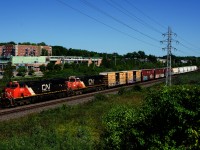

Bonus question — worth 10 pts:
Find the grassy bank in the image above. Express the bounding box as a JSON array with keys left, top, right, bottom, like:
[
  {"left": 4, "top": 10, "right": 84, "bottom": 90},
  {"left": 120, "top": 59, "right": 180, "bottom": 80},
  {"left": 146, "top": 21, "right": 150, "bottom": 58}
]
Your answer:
[
  {"left": 172, "top": 70, "right": 200, "bottom": 85},
  {"left": 0, "top": 88, "right": 145, "bottom": 149}
]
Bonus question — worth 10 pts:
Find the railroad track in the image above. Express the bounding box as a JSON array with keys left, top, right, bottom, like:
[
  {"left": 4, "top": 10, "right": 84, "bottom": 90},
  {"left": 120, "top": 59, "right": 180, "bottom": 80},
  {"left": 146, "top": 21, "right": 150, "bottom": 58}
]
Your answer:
[{"left": 0, "top": 78, "right": 165, "bottom": 121}]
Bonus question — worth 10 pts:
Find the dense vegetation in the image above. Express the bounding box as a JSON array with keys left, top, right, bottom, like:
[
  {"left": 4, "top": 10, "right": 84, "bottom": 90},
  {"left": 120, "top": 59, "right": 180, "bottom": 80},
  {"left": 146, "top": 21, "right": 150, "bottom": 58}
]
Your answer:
[
  {"left": 103, "top": 85, "right": 200, "bottom": 149},
  {"left": 0, "top": 41, "right": 47, "bottom": 46},
  {"left": 0, "top": 71, "right": 199, "bottom": 149}
]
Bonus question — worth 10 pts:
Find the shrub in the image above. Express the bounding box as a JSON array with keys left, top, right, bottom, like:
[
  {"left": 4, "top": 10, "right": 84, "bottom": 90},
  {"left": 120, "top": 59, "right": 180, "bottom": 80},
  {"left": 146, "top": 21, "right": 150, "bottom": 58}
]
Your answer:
[
  {"left": 118, "top": 87, "right": 126, "bottom": 95},
  {"left": 131, "top": 84, "right": 142, "bottom": 92},
  {"left": 94, "top": 93, "right": 108, "bottom": 101},
  {"left": 102, "top": 85, "right": 200, "bottom": 149}
]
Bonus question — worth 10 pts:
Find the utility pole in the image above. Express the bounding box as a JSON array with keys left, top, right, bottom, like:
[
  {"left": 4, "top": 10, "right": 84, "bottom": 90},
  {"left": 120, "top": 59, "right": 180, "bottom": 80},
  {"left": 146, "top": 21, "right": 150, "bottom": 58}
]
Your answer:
[{"left": 161, "top": 26, "right": 178, "bottom": 86}]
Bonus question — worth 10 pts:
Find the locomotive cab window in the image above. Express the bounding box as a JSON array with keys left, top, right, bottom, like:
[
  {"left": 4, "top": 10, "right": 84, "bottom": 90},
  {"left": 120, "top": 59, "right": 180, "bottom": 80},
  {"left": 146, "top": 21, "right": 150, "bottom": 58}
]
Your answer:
[
  {"left": 19, "top": 83, "right": 25, "bottom": 88},
  {"left": 10, "top": 83, "right": 18, "bottom": 88},
  {"left": 6, "top": 83, "right": 12, "bottom": 88},
  {"left": 69, "top": 78, "right": 75, "bottom": 82}
]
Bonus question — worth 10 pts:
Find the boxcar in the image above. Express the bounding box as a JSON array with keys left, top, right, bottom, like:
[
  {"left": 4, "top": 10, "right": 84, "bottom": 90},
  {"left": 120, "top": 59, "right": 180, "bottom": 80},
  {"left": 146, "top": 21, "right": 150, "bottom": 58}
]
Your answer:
[
  {"left": 154, "top": 68, "right": 165, "bottom": 79},
  {"left": 183, "top": 66, "right": 188, "bottom": 73},
  {"left": 134, "top": 70, "right": 142, "bottom": 82},
  {"left": 126, "top": 71, "right": 134, "bottom": 84},
  {"left": 115, "top": 71, "right": 127, "bottom": 85},
  {"left": 99, "top": 72, "right": 116, "bottom": 87},
  {"left": 172, "top": 67, "right": 179, "bottom": 75},
  {"left": 126, "top": 70, "right": 141, "bottom": 84},
  {"left": 191, "top": 66, "right": 197, "bottom": 71},
  {"left": 187, "top": 66, "right": 191, "bottom": 72},
  {"left": 141, "top": 69, "right": 154, "bottom": 81},
  {"left": 178, "top": 67, "right": 184, "bottom": 74}
]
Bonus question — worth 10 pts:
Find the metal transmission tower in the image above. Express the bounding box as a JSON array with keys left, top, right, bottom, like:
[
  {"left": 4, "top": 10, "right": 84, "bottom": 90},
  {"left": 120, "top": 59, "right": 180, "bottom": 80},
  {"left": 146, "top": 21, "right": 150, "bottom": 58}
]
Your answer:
[{"left": 161, "top": 26, "right": 178, "bottom": 86}]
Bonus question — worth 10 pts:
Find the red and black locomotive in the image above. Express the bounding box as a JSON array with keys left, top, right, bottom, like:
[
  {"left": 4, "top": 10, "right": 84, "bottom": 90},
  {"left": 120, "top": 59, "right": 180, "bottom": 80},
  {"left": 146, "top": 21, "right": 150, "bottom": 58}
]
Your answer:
[{"left": 0, "top": 75, "right": 105, "bottom": 107}]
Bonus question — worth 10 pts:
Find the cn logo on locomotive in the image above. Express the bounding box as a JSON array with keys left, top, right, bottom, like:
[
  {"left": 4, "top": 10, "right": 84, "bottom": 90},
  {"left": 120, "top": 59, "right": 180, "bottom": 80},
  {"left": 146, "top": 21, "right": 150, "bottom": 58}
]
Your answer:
[
  {"left": 42, "top": 84, "right": 51, "bottom": 92},
  {"left": 88, "top": 79, "right": 95, "bottom": 85}
]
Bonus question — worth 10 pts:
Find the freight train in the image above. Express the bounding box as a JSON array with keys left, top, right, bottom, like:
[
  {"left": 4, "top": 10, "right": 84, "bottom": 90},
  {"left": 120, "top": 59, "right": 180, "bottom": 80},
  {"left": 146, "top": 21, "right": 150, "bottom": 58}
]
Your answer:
[{"left": 0, "top": 66, "right": 198, "bottom": 107}]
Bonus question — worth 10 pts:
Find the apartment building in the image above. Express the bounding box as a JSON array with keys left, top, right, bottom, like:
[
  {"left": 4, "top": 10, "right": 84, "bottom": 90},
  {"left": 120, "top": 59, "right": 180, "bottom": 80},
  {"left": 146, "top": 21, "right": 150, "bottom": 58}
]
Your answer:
[{"left": 0, "top": 44, "right": 52, "bottom": 57}]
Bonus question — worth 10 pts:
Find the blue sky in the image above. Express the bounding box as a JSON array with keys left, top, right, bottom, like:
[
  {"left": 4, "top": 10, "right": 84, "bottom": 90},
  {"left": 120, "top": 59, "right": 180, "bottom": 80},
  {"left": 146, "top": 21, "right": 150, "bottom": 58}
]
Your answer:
[{"left": 0, "top": 0, "right": 200, "bottom": 57}]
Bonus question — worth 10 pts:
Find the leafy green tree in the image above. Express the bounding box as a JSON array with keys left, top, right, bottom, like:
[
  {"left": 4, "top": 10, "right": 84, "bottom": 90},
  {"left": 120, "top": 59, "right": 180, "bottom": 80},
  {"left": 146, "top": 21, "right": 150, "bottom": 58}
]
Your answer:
[
  {"left": 37, "top": 42, "right": 46, "bottom": 46},
  {"left": 138, "top": 51, "right": 146, "bottom": 59},
  {"left": 7, "top": 41, "right": 16, "bottom": 45},
  {"left": 28, "top": 69, "right": 35, "bottom": 75},
  {"left": 46, "top": 62, "right": 55, "bottom": 71},
  {"left": 63, "top": 63, "right": 71, "bottom": 69},
  {"left": 101, "top": 57, "right": 112, "bottom": 69},
  {"left": 52, "top": 46, "right": 67, "bottom": 56},
  {"left": 147, "top": 54, "right": 157, "bottom": 63},
  {"left": 41, "top": 48, "right": 48, "bottom": 56},
  {"left": 39, "top": 64, "right": 46, "bottom": 72},
  {"left": 2, "top": 62, "right": 13, "bottom": 83},
  {"left": 19, "top": 42, "right": 31, "bottom": 45},
  {"left": 54, "top": 64, "right": 62, "bottom": 71},
  {"left": 17, "top": 66, "right": 27, "bottom": 77}
]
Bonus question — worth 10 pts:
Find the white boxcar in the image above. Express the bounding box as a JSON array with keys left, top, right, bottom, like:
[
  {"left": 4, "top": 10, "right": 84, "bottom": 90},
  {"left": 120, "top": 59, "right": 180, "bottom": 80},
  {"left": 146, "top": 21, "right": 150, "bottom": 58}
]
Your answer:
[
  {"left": 187, "top": 66, "right": 191, "bottom": 72},
  {"left": 172, "top": 67, "right": 179, "bottom": 74},
  {"left": 195, "top": 66, "right": 198, "bottom": 70},
  {"left": 191, "top": 66, "right": 198, "bottom": 71},
  {"left": 183, "top": 66, "right": 188, "bottom": 73},
  {"left": 178, "top": 67, "right": 184, "bottom": 74}
]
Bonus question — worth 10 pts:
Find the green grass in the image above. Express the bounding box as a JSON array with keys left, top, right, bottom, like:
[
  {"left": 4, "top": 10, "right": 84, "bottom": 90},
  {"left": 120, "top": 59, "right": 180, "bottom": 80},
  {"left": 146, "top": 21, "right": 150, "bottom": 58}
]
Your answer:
[
  {"left": 172, "top": 70, "right": 200, "bottom": 85},
  {"left": 0, "top": 89, "right": 145, "bottom": 150}
]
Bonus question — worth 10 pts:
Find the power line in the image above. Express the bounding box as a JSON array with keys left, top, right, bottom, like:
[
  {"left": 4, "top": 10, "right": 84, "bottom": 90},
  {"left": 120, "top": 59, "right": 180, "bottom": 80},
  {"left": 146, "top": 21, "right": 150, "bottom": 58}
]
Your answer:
[
  {"left": 80, "top": 0, "right": 160, "bottom": 42},
  {"left": 56, "top": 0, "right": 161, "bottom": 49},
  {"left": 104, "top": 0, "right": 163, "bottom": 34},
  {"left": 178, "top": 42, "right": 200, "bottom": 55},
  {"left": 178, "top": 36, "right": 200, "bottom": 50},
  {"left": 124, "top": 0, "right": 167, "bottom": 30},
  {"left": 125, "top": 0, "right": 200, "bottom": 57}
]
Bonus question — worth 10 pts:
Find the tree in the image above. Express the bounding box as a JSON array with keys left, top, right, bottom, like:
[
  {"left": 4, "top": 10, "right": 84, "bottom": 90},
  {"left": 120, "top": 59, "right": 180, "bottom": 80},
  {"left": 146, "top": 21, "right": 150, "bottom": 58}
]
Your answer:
[
  {"left": 64, "top": 63, "right": 71, "bottom": 69},
  {"left": 147, "top": 54, "right": 157, "bottom": 63},
  {"left": 2, "top": 62, "right": 13, "bottom": 83},
  {"left": 17, "top": 66, "right": 27, "bottom": 77},
  {"left": 52, "top": 46, "right": 67, "bottom": 56},
  {"left": 37, "top": 42, "right": 46, "bottom": 46},
  {"left": 19, "top": 42, "right": 31, "bottom": 45},
  {"left": 138, "top": 51, "right": 146, "bottom": 59},
  {"left": 54, "top": 64, "right": 62, "bottom": 71},
  {"left": 101, "top": 57, "right": 112, "bottom": 69},
  {"left": 41, "top": 48, "right": 48, "bottom": 56},
  {"left": 133, "top": 51, "right": 140, "bottom": 59},
  {"left": 39, "top": 64, "right": 46, "bottom": 72},
  {"left": 28, "top": 68, "right": 35, "bottom": 75},
  {"left": 46, "top": 62, "right": 55, "bottom": 71},
  {"left": 7, "top": 41, "right": 16, "bottom": 45}
]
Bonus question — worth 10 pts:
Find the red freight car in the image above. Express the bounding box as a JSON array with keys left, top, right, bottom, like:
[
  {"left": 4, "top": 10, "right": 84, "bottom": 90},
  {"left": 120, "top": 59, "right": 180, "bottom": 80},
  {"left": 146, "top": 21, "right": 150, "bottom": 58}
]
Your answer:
[
  {"left": 141, "top": 69, "right": 154, "bottom": 81},
  {"left": 154, "top": 68, "right": 165, "bottom": 79}
]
